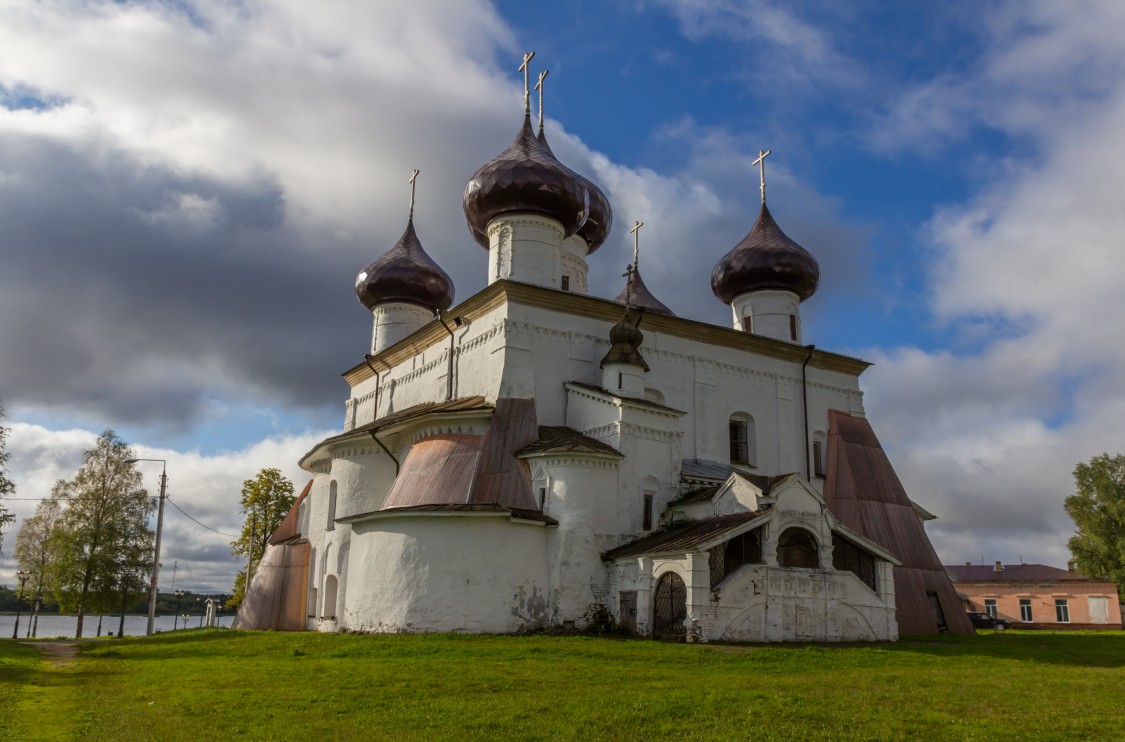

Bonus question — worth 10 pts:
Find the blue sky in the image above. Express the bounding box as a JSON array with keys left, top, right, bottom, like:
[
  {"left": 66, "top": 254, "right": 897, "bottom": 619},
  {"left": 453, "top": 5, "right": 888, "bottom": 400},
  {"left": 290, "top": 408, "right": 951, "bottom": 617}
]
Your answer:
[{"left": 3, "top": 0, "right": 1125, "bottom": 590}]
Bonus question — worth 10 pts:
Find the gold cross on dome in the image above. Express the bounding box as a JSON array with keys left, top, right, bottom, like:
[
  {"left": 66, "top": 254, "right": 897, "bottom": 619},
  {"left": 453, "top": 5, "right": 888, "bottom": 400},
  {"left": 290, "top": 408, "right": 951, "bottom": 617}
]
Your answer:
[
  {"left": 519, "top": 51, "right": 536, "bottom": 115},
  {"left": 752, "top": 149, "right": 772, "bottom": 205},
  {"left": 535, "top": 69, "right": 549, "bottom": 134},
  {"left": 408, "top": 169, "right": 420, "bottom": 219},
  {"left": 629, "top": 220, "right": 644, "bottom": 274}
]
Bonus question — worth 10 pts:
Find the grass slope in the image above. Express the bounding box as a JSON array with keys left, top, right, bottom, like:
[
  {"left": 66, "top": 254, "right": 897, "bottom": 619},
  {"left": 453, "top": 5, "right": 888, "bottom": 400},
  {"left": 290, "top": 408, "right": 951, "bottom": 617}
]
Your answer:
[{"left": 3, "top": 630, "right": 1124, "bottom": 740}]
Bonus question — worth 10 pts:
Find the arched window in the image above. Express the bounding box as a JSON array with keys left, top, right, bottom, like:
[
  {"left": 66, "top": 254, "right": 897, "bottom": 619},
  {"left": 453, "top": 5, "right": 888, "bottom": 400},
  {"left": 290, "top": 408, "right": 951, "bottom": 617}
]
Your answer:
[
  {"left": 729, "top": 413, "right": 757, "bottom": 467},
  {"left": 322, "top": 575, "right": 338, "bottom": 619},
  {"left": 652, "top": 572, "right": 686, "bottom": 637},
  {"left": 644, "top": 388, "right": 665, "bottom": 405},
  {"left": 709, "top": 529, "right": 763, "bottom": 587},
  {"left": 327, "top": 480, "right": 337, "bottom": 531},
  {"left": 777, "top": 527, "right": 819, "bottom": 569}
]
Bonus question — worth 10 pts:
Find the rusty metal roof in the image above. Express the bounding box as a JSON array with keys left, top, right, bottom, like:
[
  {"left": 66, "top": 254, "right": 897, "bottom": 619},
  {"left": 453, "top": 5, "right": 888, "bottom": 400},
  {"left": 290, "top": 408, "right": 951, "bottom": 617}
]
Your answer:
[
  {"left": 345, "top": 502, "right": 557, "bottom": 526},
  {"left": 603, "top": 511, "right": 767, "bottom": 561},
  {"left": 380, "top": 433, "right": 483, "bottom": 509},
  {"left": 268, "top": 479, "right": 312, "bottom": 546},
  {"left": 823, "top": 409, "right": 973, "bottom": 635},
  {"left": 681, "top": 458, "right": 736, "bottom": 482},
  {"left": 668, "top": 485, "right": 722, "bottom": 506},
  {"left": 947, "top": 564, "right": 1097, "bottom": 582},
  {"left": 516, "top": 426, "right": 623, "bottom": 457}
]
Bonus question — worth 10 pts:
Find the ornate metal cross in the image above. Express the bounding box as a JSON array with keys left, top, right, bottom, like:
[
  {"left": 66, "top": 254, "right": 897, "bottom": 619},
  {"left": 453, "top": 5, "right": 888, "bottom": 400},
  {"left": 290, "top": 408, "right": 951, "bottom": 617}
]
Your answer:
[
  {"left": 408, "top": 169, "right": 420, "bottom": 220},
  {"left": 752, "top": 149, "right": 772, "bottom": 205},
  {"left": 519, "top": 51, "right": 536, "bottom": 115},
  {"left": 535, "top": 69, "right": 549, "bottom": 134}
]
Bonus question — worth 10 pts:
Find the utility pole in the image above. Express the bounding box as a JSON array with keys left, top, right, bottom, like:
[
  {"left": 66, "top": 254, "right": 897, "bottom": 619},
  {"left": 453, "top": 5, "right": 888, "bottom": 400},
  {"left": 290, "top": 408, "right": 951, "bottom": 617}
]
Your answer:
[{"left": 126, "top": 457, "right": 168, "bottom": 636}]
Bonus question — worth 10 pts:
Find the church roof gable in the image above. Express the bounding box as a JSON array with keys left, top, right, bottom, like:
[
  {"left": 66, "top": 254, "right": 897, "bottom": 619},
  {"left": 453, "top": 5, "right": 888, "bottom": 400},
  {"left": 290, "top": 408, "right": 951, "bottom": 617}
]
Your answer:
[
  {"left": 516, "top": 426, "right": 623, "bottom": 457},
  {"left": 603, "top": 511, "right": 769, "bottom": 561}
]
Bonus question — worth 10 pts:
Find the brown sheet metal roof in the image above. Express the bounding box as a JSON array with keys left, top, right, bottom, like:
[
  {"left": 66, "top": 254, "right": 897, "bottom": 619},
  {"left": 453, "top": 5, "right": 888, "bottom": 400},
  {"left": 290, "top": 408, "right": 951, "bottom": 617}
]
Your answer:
[
  {"left": 567, "top": 381, "right": 686, "bottom": 415},
  {"left": 603, "top": 511, "right": 767, "bottom": 561},
  {"left": 232, "top": 540, "right": 309, "bottom": 631},
  {"left": 268, "top": 479, "right": 312, "bottom": 546},
  {"left": 516, "top": 426, "right": 623, "bottom": 457},
  {"left": 823, "top": 409, "right": 973, "bottom": 635},
  {"left": 668, "top": 485, "right": 722, "bottom": 506},
  {"left": 466, "top": 398, "right": 540, "bottom": 511},
  {"left": 381, "top": 433, "right": 483, "bottom": 509},
  {"left": 342, "top": 502, "right": 557, "bottom": 526},
  {"left": 947, "top": 564, "right": 1094, "bottom": 582}
]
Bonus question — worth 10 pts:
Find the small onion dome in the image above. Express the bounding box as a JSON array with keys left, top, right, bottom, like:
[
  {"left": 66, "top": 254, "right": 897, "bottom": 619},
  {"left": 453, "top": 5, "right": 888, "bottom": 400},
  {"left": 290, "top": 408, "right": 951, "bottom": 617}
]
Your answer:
[
  {"left": 711, "top": 204, "right": 820, "bottom": 304},
  {"left": 464, "top": 115, "right": 589, "bottom": 248},
  {"left": 613, "top": 268, "right": 675, "bottom": 316},
  {"left": 599, "top": 317, "right": 650, "bottom": 371},
  {"left": 355, "top": 218, "right": 455, "bottom": 312},
  {"left": 537, "top": 129, "right": 613, "bottom": 253}
]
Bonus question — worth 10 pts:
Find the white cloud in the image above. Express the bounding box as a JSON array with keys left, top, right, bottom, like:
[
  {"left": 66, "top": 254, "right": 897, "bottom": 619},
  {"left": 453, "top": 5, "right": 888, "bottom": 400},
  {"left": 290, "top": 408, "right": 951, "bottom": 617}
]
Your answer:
[{"left": 0, "top": 422, "right": 328, "bottom": 591}]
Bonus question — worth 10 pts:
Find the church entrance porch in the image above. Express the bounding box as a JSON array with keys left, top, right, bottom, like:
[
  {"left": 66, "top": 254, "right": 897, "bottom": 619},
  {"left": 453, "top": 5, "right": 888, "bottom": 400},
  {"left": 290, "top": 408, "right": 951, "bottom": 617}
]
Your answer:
[{"left": 653, "top": 572, "right": 687, "bottom": 638}]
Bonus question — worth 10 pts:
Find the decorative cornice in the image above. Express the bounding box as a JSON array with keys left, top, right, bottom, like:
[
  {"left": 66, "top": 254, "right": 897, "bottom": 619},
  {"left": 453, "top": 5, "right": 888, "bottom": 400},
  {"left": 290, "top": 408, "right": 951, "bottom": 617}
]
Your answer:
[
  {"left": 343, "top": 281, "right": 871, "bottom": 386},
  {"left": 533, "top": 456, "right": 619, "bottom": 470}
]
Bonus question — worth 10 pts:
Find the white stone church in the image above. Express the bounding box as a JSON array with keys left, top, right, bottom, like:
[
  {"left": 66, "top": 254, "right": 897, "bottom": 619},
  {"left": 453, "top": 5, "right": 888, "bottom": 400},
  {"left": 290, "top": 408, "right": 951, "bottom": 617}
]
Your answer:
[{"left": 235, "top": 58, "right": 972, "bottom": 641}]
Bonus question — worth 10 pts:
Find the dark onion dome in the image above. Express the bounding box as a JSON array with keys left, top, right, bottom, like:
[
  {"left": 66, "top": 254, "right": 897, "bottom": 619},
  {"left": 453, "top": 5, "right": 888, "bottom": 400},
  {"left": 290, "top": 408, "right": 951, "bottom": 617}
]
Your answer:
[
  {"left": 464, "top": 115, "right": 589, "bottom": 248},
  {"left": 600, "top": 317, "right": 649, "bottom": 370},
  {"left": 711, "top": 203, "right": 820, "bottom": 304},
  {"left": 613, "top": 268, "right": 675, "bottom": 316},
  {"left": 538, "top": 129, "right": 612, "bottom": 253},
  {"left": 355, "top": 218, "right": 455, "bottom": 312}
]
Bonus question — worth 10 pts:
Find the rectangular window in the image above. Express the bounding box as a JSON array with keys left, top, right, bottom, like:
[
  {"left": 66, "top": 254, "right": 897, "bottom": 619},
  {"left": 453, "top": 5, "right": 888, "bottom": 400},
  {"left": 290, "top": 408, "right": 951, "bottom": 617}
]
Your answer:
[
  {"left": 789, "top": 314, "right": 798, "bottom": 341},
  {"left": 1019, "top": 598, "right": 1033, "bottom": 622},
  {"left": 984, "top": 599, "right": 997, "bottom": 618},
  {"left": 561, "top": 275, "right": 570, "bottom": 291},
  {"left": 642, "top": 494, "right": 653, "bottom": 531},
  {"left": 729, "top": 421, "right": 749, "bottom": 465},
  {"left": 812, "top": 440, "right": 825, "bottom": 477},
  {"left": 1055, "top": 599, "right": 1070, "bottom": 623}
]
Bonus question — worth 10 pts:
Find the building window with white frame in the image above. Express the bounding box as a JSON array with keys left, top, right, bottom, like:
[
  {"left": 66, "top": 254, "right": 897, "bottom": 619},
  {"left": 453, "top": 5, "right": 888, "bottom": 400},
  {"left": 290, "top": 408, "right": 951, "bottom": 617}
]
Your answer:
[
  {"left": 984, "top": 598, "right": 997, "bottom": 618},
  {"left": 1019, "top": 598, "right": 1033, "bottom": 622},
  {"left": 1055, "top": 599, "right": 1070, "bottom": 623}
]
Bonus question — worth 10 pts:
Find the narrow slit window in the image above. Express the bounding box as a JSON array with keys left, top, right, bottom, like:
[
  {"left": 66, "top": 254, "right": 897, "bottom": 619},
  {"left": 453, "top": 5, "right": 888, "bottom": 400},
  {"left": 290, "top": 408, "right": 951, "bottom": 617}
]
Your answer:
[
  {"left": 643, "top": 494, "right": 653, "bottom": 531},
  {"left": 789, "top": 314, "right": 798, "bottom": 341},
  {"left": 561, "top": 275, "right": 570, "bottom": 291},
  {"left": 813, "top": 440, "right": 825, "bottom": 477}
]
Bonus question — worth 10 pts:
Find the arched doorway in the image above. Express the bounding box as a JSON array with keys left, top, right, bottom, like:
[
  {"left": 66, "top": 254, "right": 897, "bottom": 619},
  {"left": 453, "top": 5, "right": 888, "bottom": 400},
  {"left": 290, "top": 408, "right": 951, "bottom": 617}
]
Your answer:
[
  {"left": 777, "top": 528, "right": 819, "bottom": 569},
  {"left": 653, "top": 572, "right": 687, "bottom": 637}
]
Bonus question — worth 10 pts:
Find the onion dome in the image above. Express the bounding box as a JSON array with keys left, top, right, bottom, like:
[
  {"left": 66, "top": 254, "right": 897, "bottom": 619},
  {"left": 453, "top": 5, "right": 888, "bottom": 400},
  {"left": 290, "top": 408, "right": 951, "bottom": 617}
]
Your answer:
[
  {"left": 599, "top": 317, "right": 649, "bottom": 371},
  {"left": 355, "top": 218, "right": 455, "bottom": 312},
  {"left": 613, "top": 268, "right": 675, "bottom": 316},
  {"left": 537, "top": 129, "right": 612, "bottom": 253},
  {"left": 463, "top": 115, "right": 589, "bottom": 248},
  {"left": 711, "top": 204, "right": 820, "bottom": 304}
]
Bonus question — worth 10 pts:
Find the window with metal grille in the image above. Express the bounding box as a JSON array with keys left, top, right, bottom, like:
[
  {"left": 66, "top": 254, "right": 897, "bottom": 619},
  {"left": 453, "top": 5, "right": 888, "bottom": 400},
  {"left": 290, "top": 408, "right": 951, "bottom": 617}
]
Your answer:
[
  {"left": 1019, "top": 598, "right": 1033, "bottom": 622},
  {"left": 777, "top": 528, "right": 819, "bottom": 569},
  {"left": 709, "top": 529, "right": 763, "bottom": 587},
  {"left": 1055, "top": 599, "right": 1070, "bottom": 623},
  {"left": 984, "top": 598, "right": 997, "bottom": 618},
  {"left": 729, "top": 420, "right": 748, "bottom": 464},
  {"left": 831, "top": 534, "right": 877, "bottom": 591}
]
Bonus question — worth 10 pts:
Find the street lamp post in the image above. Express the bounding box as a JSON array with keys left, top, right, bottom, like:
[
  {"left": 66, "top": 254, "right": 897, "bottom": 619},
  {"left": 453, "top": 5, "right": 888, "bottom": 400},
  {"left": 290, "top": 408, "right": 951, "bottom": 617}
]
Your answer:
[
  {"left": 125, "top": 457, "right": 167, "bottom": 636},
  {"left": 12, "top": 570, "right": 32, "bottom": 640}
]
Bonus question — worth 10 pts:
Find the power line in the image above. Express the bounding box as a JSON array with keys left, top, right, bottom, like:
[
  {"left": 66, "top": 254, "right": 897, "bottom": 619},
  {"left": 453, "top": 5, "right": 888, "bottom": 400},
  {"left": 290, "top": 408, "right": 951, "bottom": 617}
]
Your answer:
[{"left": 165, "top": 496, "right": 238, "bottom": 538}]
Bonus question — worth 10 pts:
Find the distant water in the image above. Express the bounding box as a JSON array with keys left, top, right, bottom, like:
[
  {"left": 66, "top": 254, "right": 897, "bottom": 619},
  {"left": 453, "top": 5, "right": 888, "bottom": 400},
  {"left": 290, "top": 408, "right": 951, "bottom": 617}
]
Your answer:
[{"left": 1, "top": 612, "right": 235, "bottom": 639}]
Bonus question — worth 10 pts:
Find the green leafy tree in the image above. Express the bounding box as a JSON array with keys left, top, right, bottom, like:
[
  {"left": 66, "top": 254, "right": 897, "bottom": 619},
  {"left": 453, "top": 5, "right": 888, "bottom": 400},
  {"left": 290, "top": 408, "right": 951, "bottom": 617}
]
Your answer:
[
  {"left": 0, "top": 399, "right": 16, "bottom": 550},
  {"left": 48, "top": 430, "right": 155, "bottom": 638},
  {"left": 1065, "top": 453, "right": 1125, "bottom": 600},
  {"left": 228, "top": 468, "right": 296, "bottom": 608},
  {"left": 14, "top": 483, "right": 64, "bottom": 637}
]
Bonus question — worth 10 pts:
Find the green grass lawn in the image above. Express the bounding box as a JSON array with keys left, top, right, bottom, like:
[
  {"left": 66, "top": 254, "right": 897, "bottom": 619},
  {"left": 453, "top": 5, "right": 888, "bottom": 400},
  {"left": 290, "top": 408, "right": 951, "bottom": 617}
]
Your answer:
[{"left": 3, "top": 630, "right": 1124, "bottom": 740}]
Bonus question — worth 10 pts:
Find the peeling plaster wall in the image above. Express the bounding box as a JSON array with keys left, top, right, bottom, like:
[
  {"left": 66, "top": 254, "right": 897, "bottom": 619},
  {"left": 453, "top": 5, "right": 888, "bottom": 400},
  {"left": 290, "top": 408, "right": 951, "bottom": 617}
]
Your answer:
[{"left": 342, "top": 516, "right": 550, "bottom": 633}]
